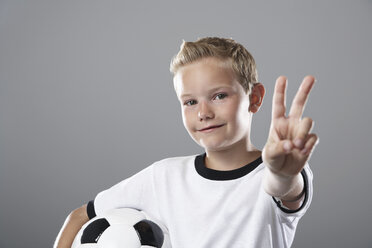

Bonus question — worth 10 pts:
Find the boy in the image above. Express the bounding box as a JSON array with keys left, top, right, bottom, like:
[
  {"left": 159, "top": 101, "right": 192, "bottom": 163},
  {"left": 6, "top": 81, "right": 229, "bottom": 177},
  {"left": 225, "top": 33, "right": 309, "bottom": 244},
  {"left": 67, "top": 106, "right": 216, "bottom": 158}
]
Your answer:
[{"left": 54, "top": 37, "right": 318, "bottom": 248}]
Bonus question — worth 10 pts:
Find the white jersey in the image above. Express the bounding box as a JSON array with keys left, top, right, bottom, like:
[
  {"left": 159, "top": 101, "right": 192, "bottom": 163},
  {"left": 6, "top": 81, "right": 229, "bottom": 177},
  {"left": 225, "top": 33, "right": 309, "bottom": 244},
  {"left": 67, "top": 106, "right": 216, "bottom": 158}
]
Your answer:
[{"left": 87, "top": 154, "right": 313, "bottom": 248}]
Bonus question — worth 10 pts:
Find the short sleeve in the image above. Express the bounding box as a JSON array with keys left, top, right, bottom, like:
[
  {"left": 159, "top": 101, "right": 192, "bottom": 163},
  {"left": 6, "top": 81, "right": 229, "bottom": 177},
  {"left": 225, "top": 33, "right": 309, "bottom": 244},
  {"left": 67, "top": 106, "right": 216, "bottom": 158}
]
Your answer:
[{"left": 87, "top": 163, "right": 158, "bottom": 219}]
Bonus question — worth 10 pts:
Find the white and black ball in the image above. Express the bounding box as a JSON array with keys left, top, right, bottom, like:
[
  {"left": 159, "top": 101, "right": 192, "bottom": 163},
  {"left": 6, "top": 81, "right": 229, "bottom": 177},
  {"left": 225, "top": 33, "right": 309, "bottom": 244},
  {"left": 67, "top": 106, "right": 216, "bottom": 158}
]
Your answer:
[{"left": 72, "top": 208, "right": 171, "bottom": 248}]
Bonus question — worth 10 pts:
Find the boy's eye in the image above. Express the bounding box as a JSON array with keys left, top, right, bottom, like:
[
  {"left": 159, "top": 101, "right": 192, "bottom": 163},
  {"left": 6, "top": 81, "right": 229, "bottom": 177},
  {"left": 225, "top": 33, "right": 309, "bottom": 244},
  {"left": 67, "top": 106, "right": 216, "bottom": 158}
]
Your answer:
[
  {"left": 184, "top": 100, "right": 197, "bottom": 106},
  {"left": 214, "top": 93, "right": 227, "bottom": 100}
]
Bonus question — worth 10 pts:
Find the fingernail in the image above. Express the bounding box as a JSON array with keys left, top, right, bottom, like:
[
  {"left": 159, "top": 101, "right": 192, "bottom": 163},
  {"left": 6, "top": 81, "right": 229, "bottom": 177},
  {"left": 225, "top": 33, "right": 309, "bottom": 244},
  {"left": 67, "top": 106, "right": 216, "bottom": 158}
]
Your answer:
[
  {"left": 294, "top": 138, "right": 303, "bottom": 148},
  {"left": 284, "top": 141, "right": 292, "bottom": 153}
]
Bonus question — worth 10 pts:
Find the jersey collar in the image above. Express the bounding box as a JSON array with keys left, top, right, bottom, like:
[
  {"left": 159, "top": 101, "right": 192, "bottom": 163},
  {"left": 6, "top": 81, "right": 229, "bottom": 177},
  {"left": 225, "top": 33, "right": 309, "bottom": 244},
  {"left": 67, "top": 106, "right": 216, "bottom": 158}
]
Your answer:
[{"left": 194, "top": 153, "right": 263, "bottom": 181}]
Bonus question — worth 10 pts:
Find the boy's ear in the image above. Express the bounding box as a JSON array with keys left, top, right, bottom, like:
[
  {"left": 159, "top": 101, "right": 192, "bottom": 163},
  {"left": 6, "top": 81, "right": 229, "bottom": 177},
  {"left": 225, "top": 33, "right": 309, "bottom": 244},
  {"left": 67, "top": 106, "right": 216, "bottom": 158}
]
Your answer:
[{"left": 249, "top": 83, "right": 265, "bottom": 113}]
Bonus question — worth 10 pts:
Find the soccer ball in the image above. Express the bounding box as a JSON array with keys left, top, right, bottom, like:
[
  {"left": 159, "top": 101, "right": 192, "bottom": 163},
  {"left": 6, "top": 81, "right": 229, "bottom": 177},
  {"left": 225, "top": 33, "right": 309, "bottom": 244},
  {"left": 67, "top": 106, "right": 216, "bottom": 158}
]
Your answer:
[{"left": 71, "top": 208, "right": 171, "bottom": 248}]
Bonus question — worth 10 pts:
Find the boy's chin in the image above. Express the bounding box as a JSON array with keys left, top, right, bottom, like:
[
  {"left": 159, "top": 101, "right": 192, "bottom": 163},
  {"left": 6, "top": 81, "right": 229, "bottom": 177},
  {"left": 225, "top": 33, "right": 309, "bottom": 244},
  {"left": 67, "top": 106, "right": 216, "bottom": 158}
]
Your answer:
[
  {"left": 196, "top": 136, "right": 248, "bottom": 153},
  {"left": 198, "top": 141, "right": 230, "bottom": 152}
]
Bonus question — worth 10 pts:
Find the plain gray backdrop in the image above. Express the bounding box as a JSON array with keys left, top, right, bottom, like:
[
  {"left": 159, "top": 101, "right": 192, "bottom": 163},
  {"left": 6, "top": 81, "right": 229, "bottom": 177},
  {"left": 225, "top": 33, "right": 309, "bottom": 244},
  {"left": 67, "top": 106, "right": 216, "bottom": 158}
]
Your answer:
[{"left": 1, "top": 0, "right": 371, "bottom": 247}]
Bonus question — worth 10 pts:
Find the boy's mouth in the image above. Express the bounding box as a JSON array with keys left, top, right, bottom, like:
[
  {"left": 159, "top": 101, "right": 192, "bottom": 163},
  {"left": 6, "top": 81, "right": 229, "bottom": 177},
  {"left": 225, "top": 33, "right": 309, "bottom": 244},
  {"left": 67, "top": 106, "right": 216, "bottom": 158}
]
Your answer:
[{"left": 198, "top": 124, "right": 225, "bottom": 132}]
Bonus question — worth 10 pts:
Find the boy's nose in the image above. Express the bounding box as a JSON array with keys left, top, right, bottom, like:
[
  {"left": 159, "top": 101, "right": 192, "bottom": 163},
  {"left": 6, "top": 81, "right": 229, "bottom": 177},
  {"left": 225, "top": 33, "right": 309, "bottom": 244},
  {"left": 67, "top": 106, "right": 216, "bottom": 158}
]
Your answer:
[{"left": 198, "top": 101, "right": 214, "bottom": 121}]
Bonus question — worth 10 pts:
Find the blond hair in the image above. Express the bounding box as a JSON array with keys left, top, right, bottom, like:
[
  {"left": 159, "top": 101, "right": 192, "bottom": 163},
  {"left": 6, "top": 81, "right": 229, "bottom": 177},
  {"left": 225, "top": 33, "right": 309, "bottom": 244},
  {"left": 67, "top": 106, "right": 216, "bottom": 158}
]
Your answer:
[{"left": 170, "top": 37, "right": 258, "bottom": 93}]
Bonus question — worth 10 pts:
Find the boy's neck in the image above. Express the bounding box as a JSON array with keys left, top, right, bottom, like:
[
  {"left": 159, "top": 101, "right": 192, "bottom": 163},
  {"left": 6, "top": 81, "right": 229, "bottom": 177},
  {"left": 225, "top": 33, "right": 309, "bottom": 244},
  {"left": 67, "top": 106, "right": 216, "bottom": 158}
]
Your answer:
[{"left": 204, "top": 140, "right": 261, "bottom": 171}]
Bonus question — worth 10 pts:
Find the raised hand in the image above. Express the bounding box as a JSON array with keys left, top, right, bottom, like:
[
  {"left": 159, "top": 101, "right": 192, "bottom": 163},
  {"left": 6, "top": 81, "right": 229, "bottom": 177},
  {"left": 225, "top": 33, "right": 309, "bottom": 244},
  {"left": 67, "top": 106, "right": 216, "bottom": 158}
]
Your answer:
[{"left": 262, "top": 75, "right": 319, "bottom": 178}]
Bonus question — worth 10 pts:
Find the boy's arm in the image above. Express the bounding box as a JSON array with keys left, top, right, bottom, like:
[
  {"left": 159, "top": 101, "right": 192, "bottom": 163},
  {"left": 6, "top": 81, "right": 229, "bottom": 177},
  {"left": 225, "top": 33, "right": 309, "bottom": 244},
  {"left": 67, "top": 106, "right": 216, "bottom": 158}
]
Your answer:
[
  {"left": 263, "top": 168, "right": 305, "bottom": 209},
  {"left": 53, "top": 204, "right": 89, "bottom": 248},
  {"left": 262, "top": 76, "right": 319, "bottom": 210}
]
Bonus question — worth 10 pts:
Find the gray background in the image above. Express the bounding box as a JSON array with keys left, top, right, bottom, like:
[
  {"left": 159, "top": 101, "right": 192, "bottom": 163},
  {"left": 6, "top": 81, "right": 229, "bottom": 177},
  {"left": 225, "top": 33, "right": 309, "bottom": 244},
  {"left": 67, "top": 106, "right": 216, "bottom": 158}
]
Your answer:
[{"left": 0, "top": 0, "right": 371, "bottom": 247}]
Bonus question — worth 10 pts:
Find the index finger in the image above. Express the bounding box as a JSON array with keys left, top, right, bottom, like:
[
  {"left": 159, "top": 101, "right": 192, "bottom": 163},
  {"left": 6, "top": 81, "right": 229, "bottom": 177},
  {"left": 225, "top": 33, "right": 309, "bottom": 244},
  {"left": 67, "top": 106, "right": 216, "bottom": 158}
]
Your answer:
[
  {"left": 272, "top": 76, "right": 288, "bottom": 120},
  {"left": 288, "top": 75, "right": 316, "bottom": 119}
]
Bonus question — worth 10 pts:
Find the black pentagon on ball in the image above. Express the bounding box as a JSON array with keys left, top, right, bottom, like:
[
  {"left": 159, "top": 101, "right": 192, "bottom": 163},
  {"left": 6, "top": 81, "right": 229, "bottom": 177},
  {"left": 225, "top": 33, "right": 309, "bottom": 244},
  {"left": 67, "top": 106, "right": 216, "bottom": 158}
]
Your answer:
[
  {"left": 134, "top": 220, "right": 164, "bottom": 247},
  {"left": 81, "top": 218, "right": 110, "bottom": 244}
]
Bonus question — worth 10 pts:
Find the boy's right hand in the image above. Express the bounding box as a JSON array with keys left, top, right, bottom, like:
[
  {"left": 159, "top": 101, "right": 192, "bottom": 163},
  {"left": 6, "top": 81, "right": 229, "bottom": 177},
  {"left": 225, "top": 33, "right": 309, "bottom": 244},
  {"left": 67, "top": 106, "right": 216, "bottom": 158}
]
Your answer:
[{"left": 262, "top": 75, "right": 318, "bottom": 179}]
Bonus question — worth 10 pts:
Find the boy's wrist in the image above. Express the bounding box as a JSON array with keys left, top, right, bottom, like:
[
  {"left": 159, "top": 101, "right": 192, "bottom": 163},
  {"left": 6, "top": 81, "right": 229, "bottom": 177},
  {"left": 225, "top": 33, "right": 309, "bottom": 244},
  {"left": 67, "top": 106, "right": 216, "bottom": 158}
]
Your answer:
[
  {"left": 281, "top": 186, "right": 305, "bottom": 202},
  {"left": 263, "top": 167, "right": 304, "bottom": 198}
]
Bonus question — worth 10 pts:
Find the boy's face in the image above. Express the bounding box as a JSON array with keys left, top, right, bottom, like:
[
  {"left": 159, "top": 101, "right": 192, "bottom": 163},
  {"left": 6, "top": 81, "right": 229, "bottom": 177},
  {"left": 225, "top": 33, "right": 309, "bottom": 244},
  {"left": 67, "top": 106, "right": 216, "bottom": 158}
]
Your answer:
[{"left": 173, "top": 57, "right": 253, "bottom": 152}]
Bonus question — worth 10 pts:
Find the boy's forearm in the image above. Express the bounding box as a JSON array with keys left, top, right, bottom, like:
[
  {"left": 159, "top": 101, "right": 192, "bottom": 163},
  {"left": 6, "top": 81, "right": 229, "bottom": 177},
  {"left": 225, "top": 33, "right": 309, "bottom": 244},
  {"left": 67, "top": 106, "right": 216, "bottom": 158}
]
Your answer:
[
  {"left": 263, "top": 167, "right": 304, "bottom": 202},
  {"left": 54, "top": 204, "right": 89, "bottom": 248}
]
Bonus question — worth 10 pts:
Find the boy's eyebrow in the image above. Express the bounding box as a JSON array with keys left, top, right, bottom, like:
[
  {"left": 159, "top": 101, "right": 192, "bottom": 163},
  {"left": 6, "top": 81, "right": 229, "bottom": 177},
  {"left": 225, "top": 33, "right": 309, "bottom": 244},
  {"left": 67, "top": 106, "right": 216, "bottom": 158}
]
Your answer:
[{"left": 180, "top": 86, "right": 232, "bottom": 98}]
